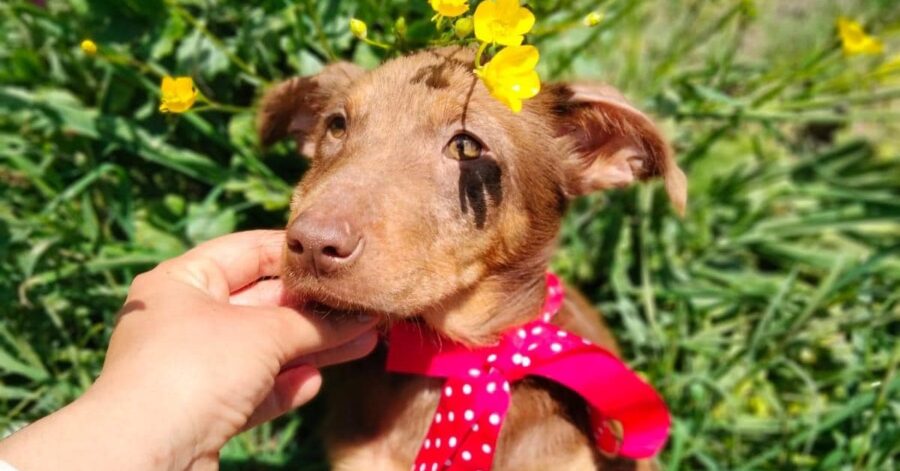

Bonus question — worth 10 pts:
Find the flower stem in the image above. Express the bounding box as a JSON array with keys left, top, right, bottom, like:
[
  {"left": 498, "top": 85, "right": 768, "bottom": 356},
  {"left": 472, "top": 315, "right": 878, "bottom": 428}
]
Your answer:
[
  {"left": 474, "top": 42, "right": 490, "bottom": 69},
  {"left": 99, "top": 51, "right": 167, "bottom": 79},
  {"left": 191, "top": 104, "right": 250, "bottom": 114},
  {"left": 363, "top": 38, "right": 392, "bottom": 50},
  {"left": 195, "top": 93, "right": 250, "bottom": 114},
  {"left": 532, "top": 19, "right": 584, "bottom": 36}
]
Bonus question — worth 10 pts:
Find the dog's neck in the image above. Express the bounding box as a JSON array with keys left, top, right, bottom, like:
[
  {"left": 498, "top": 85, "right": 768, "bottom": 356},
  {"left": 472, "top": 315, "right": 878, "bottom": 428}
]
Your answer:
[{"left": 420, "top": 266, "right": 549, "bottom": 346}]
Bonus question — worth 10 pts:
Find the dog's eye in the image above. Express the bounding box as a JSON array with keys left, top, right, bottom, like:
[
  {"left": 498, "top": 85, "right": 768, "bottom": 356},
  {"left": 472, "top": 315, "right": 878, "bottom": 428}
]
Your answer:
[
  {"left": 326, "top": 115, "right": 347, "bottom": 138},
  {"left": 445, "top": 133, "right": 483, "bottom": 161}
]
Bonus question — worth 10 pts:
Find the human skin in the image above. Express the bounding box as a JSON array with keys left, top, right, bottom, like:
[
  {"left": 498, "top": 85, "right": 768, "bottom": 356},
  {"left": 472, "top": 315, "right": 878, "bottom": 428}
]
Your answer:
[{"left": 0, "top": 230, "right": 378, "bottom": 471}]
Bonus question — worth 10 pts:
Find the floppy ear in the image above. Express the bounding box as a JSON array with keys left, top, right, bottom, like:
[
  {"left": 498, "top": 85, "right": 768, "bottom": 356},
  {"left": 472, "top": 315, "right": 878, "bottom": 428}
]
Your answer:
[
  {"left": 552, "top": 83, "right": 687, "bottom": 216},
  {"left": 257, "top": 62, "right": 364, "bottom": 156}
]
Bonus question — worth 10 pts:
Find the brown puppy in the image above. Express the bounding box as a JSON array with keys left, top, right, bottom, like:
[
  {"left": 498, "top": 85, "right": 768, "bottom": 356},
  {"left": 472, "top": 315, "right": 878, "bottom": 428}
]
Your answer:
[{"left": 258, "top": 47, "right": 686, "bottom": 470}]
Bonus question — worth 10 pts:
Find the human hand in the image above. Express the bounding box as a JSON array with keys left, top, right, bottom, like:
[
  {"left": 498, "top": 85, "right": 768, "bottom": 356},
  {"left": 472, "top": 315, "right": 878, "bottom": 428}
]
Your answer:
[{"left": 0, "top": 230, "right": 377, "bottom": 471}]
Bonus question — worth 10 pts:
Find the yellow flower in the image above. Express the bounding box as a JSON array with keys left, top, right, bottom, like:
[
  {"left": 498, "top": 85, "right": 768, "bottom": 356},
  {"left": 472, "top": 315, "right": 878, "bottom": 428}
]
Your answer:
[
  {"left": 583, "top": 12, "right": 604, "bottom": 27},
  {"left": 80, "top": 39, "right": 97, "bottom": 55},
  {"left": 350, "top": 18, "right": 368, "bottom": 40},
  {"left": 474, "top": 0, "right": 535, "bottom": 46},
  {"left": 159, "top": 76, "right": 197, "bottom": 114},
  {"left": 430, "top": 0, "right": 469, "bottom": 18},
  {"left": 475, "top": 45, "right": 540, "bottom": 113},
  {"left": 837, "top": 17, "right": 884, "bottom": 55}
]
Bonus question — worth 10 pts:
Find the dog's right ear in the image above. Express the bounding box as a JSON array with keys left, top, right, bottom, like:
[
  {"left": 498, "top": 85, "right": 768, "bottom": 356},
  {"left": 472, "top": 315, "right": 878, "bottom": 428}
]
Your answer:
[{"left": 257, "top": 62, "right": 364, "bottom": 156}]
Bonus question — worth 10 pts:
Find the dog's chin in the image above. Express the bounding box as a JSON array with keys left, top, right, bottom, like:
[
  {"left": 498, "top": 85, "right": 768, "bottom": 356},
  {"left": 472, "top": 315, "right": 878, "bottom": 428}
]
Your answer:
[
  {"left": 282, "top": 279, "right": 414, "bottom": 324},
  {"left": 283, "top": 286, "right": 385, "bottom": 321},
  {"left": 282, "top": 275, "right": 454, "bottom": 327}
]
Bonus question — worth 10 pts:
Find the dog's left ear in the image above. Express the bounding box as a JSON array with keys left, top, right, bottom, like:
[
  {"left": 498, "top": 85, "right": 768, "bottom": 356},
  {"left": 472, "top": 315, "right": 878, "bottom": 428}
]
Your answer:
[{"left": 551, "top": 83, "right": 687, "bottom": 216}]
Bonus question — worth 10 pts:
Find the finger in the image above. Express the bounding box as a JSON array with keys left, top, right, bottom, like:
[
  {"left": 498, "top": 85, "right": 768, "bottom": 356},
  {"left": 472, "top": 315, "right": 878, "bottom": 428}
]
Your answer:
[
  {"left": 243, "top": 365, "right": 322, "bottom": 431},
  {"left": 243, "top": 305, "right": 378, "bottom": 364},
  {"left": 157, "top": 230, "right": 286, "bottom": 300},
  {"left": 285, "top": 330, "right": 378, "bottom": 369},
  {"left": 230, "top": 279, "right": 287, "bottom": 307}
]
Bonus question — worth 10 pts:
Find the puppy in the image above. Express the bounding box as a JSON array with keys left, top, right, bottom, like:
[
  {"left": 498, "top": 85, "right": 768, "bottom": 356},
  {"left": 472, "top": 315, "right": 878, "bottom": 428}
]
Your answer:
[{"left": 258, "top": 47, "right": 686, "bottom": 471}]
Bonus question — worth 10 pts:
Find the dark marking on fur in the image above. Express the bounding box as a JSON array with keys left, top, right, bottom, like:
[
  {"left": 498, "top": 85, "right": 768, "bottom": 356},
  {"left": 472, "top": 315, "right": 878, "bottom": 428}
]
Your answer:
[
  {"left": 458, "top": 157, "right": 503, "bottom": 229},
  {"left": 410, "top": 63, "right": 452, "bottom": 89},
  {"left": 410, "top": 48, "right": 475, "bottom": 90}
]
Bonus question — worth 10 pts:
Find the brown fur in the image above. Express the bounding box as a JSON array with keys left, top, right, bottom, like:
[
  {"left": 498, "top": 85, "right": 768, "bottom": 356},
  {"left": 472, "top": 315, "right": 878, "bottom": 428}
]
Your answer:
[{"left": 258, "top": 47, "right": 684, "bottom": 470}]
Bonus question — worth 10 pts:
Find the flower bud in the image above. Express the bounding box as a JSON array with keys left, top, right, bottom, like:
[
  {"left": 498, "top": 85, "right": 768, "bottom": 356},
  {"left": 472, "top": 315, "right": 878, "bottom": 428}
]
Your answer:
[
  {"left": 583, "top": 12, "right": 604, "bottom": 27},
  {"left": 350, "top": 18, "right": 368, "bottom": 40},
  {"left": 454, "top": 17, "right": 473, "bottom": 39},
  {"left": 80, "top": 39, "right": 98, "bottom": 55},
  {"left": 395, "top": 17, "right": 407, "bottom": 37}
]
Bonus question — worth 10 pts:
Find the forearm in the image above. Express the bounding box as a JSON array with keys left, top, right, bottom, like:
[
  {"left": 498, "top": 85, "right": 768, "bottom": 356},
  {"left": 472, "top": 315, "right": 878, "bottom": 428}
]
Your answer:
[{"left": 0, "top": 386, "right": 198, "bottom": 471}]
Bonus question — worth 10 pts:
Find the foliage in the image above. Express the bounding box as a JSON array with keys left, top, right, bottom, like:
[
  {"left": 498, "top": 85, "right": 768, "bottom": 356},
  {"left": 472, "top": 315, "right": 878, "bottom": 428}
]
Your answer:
[{"left": 1, "top": 0, "right": 899, "bottom": 469}]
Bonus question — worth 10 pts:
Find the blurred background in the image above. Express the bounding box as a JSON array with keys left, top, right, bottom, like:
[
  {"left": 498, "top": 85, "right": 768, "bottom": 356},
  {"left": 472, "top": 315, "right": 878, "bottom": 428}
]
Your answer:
[{"left": 1, "top": 0, "right": 898, "bottom": 469}]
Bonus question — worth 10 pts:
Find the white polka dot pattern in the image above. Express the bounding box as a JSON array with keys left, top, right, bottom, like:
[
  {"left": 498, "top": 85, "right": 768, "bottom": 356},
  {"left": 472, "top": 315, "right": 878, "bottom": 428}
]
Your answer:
[{"left": 385, "top": 273, "right": 672, "bottom": 470}]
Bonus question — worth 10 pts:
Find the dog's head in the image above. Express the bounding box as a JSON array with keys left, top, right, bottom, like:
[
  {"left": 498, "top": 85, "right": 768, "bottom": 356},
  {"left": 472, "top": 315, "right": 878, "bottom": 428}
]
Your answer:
[{"left": 259, "top": 47, "right": 686, "bottom": 343}]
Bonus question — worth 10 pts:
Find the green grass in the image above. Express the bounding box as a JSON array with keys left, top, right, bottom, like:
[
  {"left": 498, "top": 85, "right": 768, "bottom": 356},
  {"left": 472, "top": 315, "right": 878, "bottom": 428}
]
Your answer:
[{"left": 1, "top": 0, "right": 899, "bottom": 469}]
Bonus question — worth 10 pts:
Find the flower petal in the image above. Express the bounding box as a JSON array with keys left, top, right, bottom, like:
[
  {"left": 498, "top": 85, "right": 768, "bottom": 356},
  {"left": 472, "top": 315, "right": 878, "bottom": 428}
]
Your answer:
[
  {"left": 511, "top": 7, "right": 535, "bottom": 36},
  {"left": 474, "top": 1, "right": 497, "bottom": 43},
  {"left": 174, "top": 77, "right": 194, "bottom": 98},
  {"left": 495, "top": 33, "right": 524, "bottom": 47},
  {"left": 431, "top": 0, "right": 469, "bottom": 18},
  {"left": 161, "top": 76, "right": 176, "bottom": 95},
  {"left": 515, "top": 70, "right": 541, "bottom": 99},
  {"left": 496, "top": 0, "right": 520, "bottom": 17},
  {"left": 507, "top": 96, "right": 523, "bottom": 113},
  {"left": 493, "top": 45, "right": 539, "bottom": 74}
]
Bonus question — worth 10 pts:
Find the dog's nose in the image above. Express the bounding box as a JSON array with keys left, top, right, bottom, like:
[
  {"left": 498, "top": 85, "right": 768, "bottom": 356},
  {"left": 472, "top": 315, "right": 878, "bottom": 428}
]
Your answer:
[{"left": 286, "top": 212, "right": 363, "bottom": 276}]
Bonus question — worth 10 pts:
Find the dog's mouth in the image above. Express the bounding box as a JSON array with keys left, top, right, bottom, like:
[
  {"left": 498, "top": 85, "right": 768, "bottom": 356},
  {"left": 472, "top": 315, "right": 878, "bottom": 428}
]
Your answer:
[
  {"left": 290, "top": 290, "right": 389, "bottom": 324},
  {"left": 303, "top": 298, "right": 375, "bottom": 320}
]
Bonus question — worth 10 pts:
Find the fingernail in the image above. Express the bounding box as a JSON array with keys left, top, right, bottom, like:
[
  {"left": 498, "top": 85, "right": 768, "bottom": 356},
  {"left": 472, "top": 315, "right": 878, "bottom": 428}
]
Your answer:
[
  {"left": 347, "top": 331, "right": 378, "bottom": 356},
  {"left": 349, "top": 330, "right": 377, "bottom": 347}
]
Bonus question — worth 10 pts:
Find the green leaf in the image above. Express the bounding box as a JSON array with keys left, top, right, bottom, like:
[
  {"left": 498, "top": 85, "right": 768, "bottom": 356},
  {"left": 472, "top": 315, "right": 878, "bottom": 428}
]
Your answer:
[
  {"left": 151, "top": 12, "right": 188, "bottom": 61},
  {"left": 186, "top": 203, "right": 237, "bottom": 244}
]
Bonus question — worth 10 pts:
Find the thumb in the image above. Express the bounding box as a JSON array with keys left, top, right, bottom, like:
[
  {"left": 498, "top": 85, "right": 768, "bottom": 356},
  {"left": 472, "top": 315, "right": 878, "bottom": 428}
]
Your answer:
[
  {"left": 243, "top": 365, "right": 322, "bottom": 431},
  {"left": 240, "top": 304, "right": 378, "bottom": 365}
]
